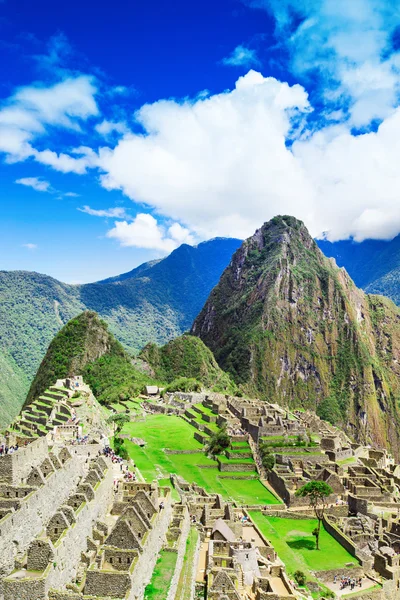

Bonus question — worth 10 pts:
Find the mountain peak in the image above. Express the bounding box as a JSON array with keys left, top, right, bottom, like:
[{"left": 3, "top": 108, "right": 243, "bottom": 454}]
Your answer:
[
  {"left": 25, "top": 311, "right": 125, "bottom": 406},
  {"left": 192, "top": 214, "right": 400, "bottom": 456}
]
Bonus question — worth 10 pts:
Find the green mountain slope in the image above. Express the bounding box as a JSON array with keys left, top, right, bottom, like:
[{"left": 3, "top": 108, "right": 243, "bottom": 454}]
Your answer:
[
  {"left": 0, "top": 237, "right": 241, "bottom": 425},
  {"left": 140, "top": 334, "right": 236, "bottom": 392},
  {"left": 0, "top": 352, "right": 29, "bottom": 425},
  {"left": 192, "top": 216, "right": 400, "bottom": 456},
  {"left": 26, "top": 311, "right": 157, "bottom": 407}
]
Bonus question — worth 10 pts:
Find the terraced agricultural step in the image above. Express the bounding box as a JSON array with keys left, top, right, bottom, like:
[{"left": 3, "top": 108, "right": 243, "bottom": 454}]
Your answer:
[
  {"left": 49, "top": 386, "right": 69, "bottom": 397},
  {"left": 54, "top": 412, "right": 70, "bottom": 423},
  {"left": 185, "top": 410, "right": 197, "bottom": 420},
  {"left": 58, "top": 404, "right": 72, "bottom": 416}
]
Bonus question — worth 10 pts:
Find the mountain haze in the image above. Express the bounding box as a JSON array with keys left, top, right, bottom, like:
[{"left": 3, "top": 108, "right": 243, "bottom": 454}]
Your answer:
[
  {"left": 192, "top": 216, "right": 400, "bottom": 456},
  {"left": 0, "top": 237, "right": 241, "bottom": 425}
]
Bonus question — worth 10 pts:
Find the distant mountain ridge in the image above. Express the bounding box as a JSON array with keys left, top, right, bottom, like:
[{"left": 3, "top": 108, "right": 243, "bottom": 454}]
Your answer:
[
  {"left": 317, "top": 234, "right": 400, "bottom": 304},
  {"left": 192, "top": 216, "right": 400, "bottom": 457},
  {"left": 0, "top": 237, "right": 241, "bottom": 426}
]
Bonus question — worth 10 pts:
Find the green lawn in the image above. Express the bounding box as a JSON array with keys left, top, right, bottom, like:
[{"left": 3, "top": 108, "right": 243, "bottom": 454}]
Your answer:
[
  {"left": 248, "top": 512, "right": 358, "bottom": 576},
  {"left": 144, "top": 550, "right": 177, "bottom": 599},
  {"left": 122, "top": 415, "right": 281, "bottom": 505}
]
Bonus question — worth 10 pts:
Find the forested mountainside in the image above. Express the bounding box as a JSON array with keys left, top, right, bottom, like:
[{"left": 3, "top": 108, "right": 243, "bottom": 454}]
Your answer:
[
  {"left": 25, "top": 311, "right": 157, "bottom": 407},
  {"left": 140, "top": 334, "right": 236, "bottom": 393},
  {"left": 192, "top": 216, "right": 400, "bottom": 457},
  {"left": 0, "top": 237, "right": 241, "bottom": 425},
  {"left": 318, "top": 234, "right": 400, "bottom": 304}
]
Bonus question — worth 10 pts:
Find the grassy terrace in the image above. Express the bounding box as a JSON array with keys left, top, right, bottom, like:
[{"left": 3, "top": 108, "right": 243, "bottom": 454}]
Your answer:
[
  {"left": 193, "top": 403, "right": 217, "bottom": 417},
  {"left": 144, "top": 550, "right": 177, "bottom": 599},
  {"left": 122, "top": 415, "right": 281, "bottom": 505},
  {"left": 218, "top": 455, "right": 254, "bottom": 464},
  {"left": 248, "top": 512, "right": 358, "bottom": 578}
]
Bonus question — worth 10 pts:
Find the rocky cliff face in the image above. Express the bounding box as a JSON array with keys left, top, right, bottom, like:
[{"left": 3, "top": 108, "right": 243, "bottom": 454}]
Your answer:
[{"left": 192, "top": 216, "right": 400, "bottom": 456}]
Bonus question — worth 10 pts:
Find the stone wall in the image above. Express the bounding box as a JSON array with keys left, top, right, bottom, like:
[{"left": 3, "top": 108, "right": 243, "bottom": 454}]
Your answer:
[
  {"left": 0, "top": 437, "right": 49, "bottom": 485},
  {"left": 0, "top": 451, "right": 87, "bottom": 594},
  {"left": 323, "top": 516, "right": 368, "bottom": 566},
  {"left": 128, "top": 491, "right": 173, "bottom": 599},
  {"left": 217, "top": 460, "right": 255, "bottom": 472},
  {"left": 3, "top": 462, "right": 114, "bottom": 600},
  {"left": 45, "top": 464, "right": 114, "bottom": 595}
]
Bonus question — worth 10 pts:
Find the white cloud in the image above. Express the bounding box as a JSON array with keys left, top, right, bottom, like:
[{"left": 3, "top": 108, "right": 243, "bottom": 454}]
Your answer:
[
  {"left": 15, "top": 177, "right": 51, "bottom": 192},
  {"left": 64, "top": 191, "right": 80, "bottom": 197},
  {"left": 249, "top": 0, "right": 400, "bottom": 126},
  {"left": 95, "top": 120, "right": 128, "bottom": 137},
  {"left": 98, "top": 71, "right": 312, "bottom": 241},
  {"left": 106, "top": 213, "right": 194, "bottom": 252},
  {"left": 78, "top": 205, "right": 129, "bottom": 218},
  {"left": 293, "top": 107, "right": 400, "bottom": 241},
  {"left": 22, "top": 243, "right": 37, "bottom": 250},
  {"left": 222, "top": 45, "right": 260, "bottom": 67},
  {"left": 0, "top": 75, "right": 99, "bottom": 165}
]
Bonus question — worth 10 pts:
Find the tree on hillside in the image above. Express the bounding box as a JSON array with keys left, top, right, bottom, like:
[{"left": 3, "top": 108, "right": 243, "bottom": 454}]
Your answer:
[
  {"left": 295, "top": 481, "right": 333, "bottom": 550},
  {"left": 107, "top": 413, "right": 130, "bottom": 436},
  {"left": 206, "top": 427, "right": 231, "bottom": 456},
  {"left": 259, "top": 442, "right": 275, "bottom": 470}
]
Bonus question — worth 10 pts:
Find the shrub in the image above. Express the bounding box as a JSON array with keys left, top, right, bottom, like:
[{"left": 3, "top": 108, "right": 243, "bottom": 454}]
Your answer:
[
  {"left": 294, "top": 570, "right": 306, "bottom": 587},
  {"left": 162, "top": 377, "right": 202, "bottom": 394},
  {"left": 206, "top": 428, "right": 231, "bottom": 455},
  {"left": 113, "top": 436, "right": 128, "bottom": 460}
]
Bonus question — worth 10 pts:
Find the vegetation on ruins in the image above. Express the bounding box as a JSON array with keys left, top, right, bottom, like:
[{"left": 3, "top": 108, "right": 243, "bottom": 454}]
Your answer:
[
  {"left": 293, "top": 570, "right": 306, "bottom": 587},
  {"left": 191, "top": 215, "right": 400, "bottom": 456},
  {"left": 107, "top": 413, "right": 130, "bottom": 460},
  {"left": 107, "top": 413, "right": 130, "bottom": 435},
  {"left": 259, "top": 443, "right": 275, "bottom": 470},
  {"left": 206, "top": 427, "right": 231, "bottom": 456},
  {"left": 295, "top": 481, "right": 333, "bottom": 550}
]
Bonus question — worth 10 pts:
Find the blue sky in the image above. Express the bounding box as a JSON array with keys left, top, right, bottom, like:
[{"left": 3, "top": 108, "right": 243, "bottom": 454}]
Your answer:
[{"left": 1, "top": 0, "right": 400, "bottom": 282}]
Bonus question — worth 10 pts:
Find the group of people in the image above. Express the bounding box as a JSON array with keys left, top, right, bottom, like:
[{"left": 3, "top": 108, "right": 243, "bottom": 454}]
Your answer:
[
  {"left": 71, "top": 435, "right": 90, "bottom": 445},
  {"left": 102, "top": 446, "right": 123, "bottom": 462},
  {"left": 334, "top": 575, "right": 363, "bottom": 590},
  {"left": 103, "top": 446, "right": 137, "bottom": 482},
  {"left": 0, "top": 443, "right": 18, "bottom": 456}
]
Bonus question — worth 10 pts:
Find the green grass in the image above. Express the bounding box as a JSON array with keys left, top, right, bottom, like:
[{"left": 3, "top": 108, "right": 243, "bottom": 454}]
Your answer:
[
  {"left": 193, "top": 403, "right": 216, "bottom": 417},
  {"left": 144, "top": 550, "right": 177, "bottom": 599},
  {"left": 248, "top": 512, "right": 358, "bottom": 577},
  {"left": 174, "top": 528, "right": 199, "bottom": 600},
  {"left": 228, "top": 446, "right": 251, "bottom": 454},
  {"left": 218, "top": 455, "right": 254, "bottom": 464},
  {"left": 122, "top": 415, "right": 281, "bottom": 505}
]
